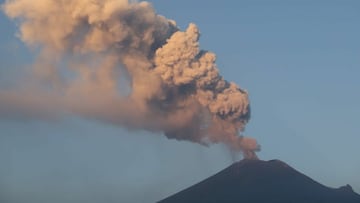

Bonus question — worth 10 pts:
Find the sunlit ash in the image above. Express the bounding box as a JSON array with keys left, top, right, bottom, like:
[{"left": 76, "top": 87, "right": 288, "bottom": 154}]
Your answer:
[{"left": 1, "top": 0, "right": 260, "bottom": 158}]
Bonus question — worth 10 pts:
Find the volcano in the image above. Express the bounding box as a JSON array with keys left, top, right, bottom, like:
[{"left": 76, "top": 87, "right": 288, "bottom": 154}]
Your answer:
[{"left": 158, "top": 159, "right": 360, "bottom": 203}]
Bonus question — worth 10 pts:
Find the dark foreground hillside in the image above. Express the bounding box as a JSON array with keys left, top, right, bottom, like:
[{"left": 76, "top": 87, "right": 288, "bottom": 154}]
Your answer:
[{"left": 158, "top": 159, "right": 360, "bottom": 203}]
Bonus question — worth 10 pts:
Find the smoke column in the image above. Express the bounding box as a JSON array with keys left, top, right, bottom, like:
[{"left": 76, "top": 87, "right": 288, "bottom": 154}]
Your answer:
[{"left": 0, "top": 0, "right": 260, "bottom": 159}]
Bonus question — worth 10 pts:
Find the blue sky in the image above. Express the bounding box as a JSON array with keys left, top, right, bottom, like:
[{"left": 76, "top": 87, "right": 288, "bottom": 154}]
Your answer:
[{"left": 0, "top": 0, "right": 359, "bottom": 202}]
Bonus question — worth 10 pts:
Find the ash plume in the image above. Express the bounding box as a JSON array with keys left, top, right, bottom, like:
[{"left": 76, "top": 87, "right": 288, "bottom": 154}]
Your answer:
[{"left": 0, "top": 0, "right": 260, "bottom": 158}]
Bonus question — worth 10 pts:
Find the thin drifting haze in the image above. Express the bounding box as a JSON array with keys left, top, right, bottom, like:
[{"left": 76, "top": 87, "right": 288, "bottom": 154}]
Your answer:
[{"left": 0, "top": 1, "right": 359, "bottom": 203}]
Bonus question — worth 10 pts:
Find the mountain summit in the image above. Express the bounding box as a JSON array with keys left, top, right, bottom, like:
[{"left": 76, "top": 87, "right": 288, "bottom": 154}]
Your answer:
[{"left": 158, "top": 159, "right": 360, "bottom": 203}]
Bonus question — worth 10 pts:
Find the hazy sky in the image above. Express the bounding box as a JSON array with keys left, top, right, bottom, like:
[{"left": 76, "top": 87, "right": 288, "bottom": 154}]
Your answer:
[{"left": 1, "top": 0, "right": 359, "bottom": 203}]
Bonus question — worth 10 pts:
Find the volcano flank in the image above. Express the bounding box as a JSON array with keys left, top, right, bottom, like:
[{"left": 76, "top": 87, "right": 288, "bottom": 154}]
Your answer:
[{"left": 158, "top": 159, "right": 360, "bottom": 203}]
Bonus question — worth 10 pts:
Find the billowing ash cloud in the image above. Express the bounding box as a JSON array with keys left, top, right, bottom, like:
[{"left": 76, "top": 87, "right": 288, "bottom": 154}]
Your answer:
[{"left": 0, "top": 0, "right": 260, "bottom": 158}]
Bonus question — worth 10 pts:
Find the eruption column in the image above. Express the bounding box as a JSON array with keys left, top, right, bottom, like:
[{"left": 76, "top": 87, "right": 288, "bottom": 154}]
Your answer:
[{"left": 1, "top": 0, "right": 260, "bottom": 158}]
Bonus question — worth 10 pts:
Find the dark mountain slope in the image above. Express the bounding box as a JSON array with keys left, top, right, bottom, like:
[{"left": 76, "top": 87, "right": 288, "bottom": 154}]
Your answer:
[{"left": 158, "top": 159, "right": 360, "bottom": 203}]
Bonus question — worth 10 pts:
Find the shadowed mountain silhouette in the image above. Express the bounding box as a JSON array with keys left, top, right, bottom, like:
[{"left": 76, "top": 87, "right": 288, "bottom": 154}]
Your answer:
[{"left": 158, "top": 159, "right": 360, "bottom": 203}]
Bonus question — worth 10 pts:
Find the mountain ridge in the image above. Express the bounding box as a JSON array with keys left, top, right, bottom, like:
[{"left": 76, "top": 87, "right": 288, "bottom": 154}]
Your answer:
[{"left": 158, "top": 159, "right": 360, "bottom": 203}]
